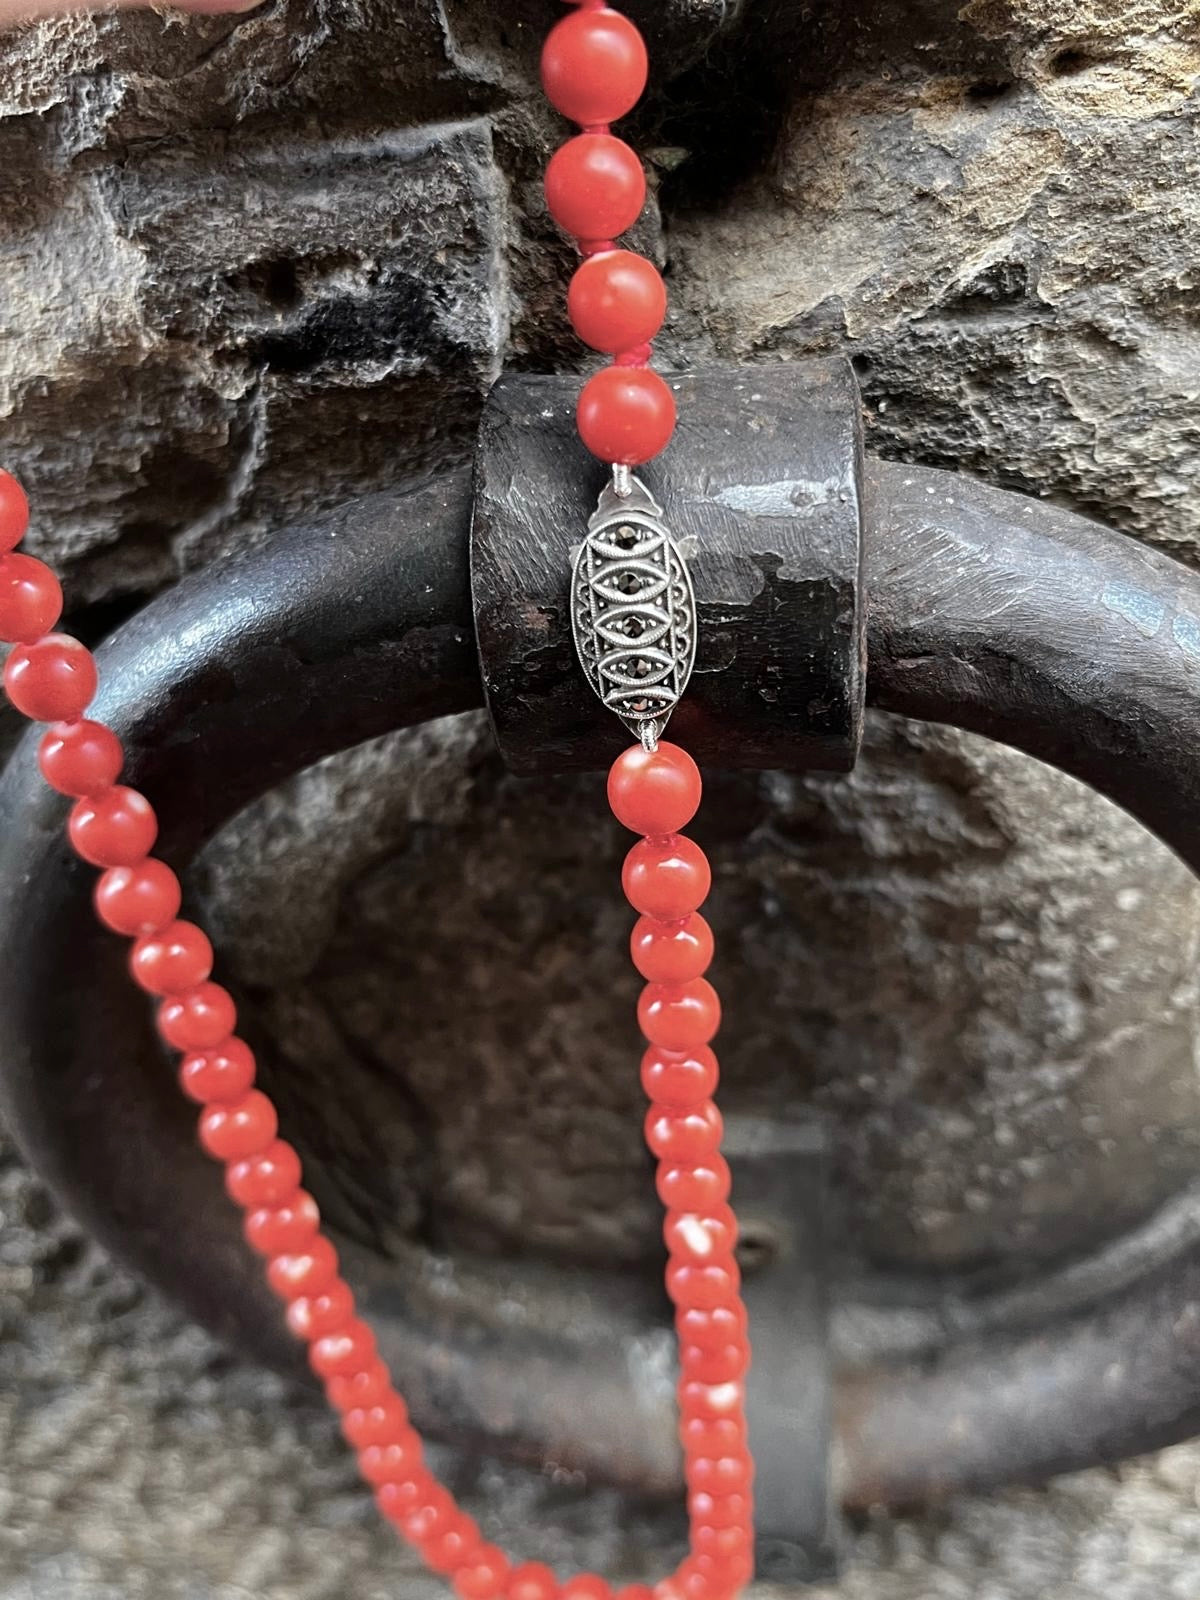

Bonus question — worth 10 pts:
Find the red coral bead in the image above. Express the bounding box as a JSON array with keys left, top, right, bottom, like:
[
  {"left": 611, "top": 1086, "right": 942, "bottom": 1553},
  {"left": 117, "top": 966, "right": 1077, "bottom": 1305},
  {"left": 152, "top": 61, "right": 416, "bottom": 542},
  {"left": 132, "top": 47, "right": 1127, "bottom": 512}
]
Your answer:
[
  {"left": 509, "top": 1563, "right": 561, "bottom": 1600},
  {"left": 244, "top": 1189, "right": 320, "bottom": 1256},
  {"left": 310, "top": 1318, "right": 377, "bottom": 1377},
  {"left": 679, "top": 1379, "right": 745, "bottom": 1422},
  {"left": 645, "top": 1099, "right": 723, "bottom": 1163},
  {"left": 423, "top": 1515, "right": 484, "bottom": 1575},
  {"left": 569, "top": 250, "right": 665, "bottom": 354},
  {"left": 541, "top": 8, "right": 647, "bottom": 125},
  {"left": 359, "top": 1432, "right": 426, "bottom": 1486},
  {"left": 454, "top": 1546, "right": 513, "bottom": 1600},
  {"left": 664, "top": 1204, "right": 738, "bottom": 1262},
  {"left": 689, "top": 1455, "right": 754, "bottom": 1496},
  {"left": 545, "top": 134, "right": 645, "bottom": 240},
  {"left": 677, "top": 1302, "right": 747, "bottom": 1351},
  {"left": 680, "top": 1340, "right": 748, "bottom": 1385},
  {"left": 199, "top": 1090, "right": 278, "bottom": 1161},
  {"left": 680, "top": 1415, "right": 747, "bottom": 1460},
  {"left": 0, "top": 553, "right": 62, "bottom": 643},
  {"left": 326, "top": 1356, "right": 392, "bottom": 1411},
  {"left": 267, "top": 1235, "right": 340, "bottom": 1300},
  {"left": 608, "top": 740, "right": 700, "bottom": 835},
  {"left": 69, "top": 786, "right": 157, "bottom": 867},
  {"left": 130, "top": 919, "right": 213, "bottom": 995},
  {"left": 577, "top": 366, "right": 675, "bottom": 466},
  {"left": 638, "top": 979, "right": 721, "bottom": 1049},
  {"left": 39, "top": 719, "right": 123, "bottom": 798},
  {"left": 402, "top": 1486, "right": 459, "bottom": 1543},
  {"left": 561, "top": 1580, "right": 613, "bottom": 1600},
  {"left": 0, "top": 470, "right": 30, "bottom": 552},
  {"left": 157, "top": 982, "right": 238, "bottom": 1051},
  {"left": 631, "top": 914, "right": 713, "bottom": 984},
  {"left": 615, "top": 1590, "right": 655, "bottom": 1600},
  {"left": 640, "top": 1046, "right": 718, "bottom": 1107},
  {"left": 180, "top": 1038, "right": 257, "bottom": 1106},
  {"left": 656, "top": 1157, "right": 731, "bottom": 1212},
  {"left": 286, "top": 1281, "right": 356, "bottom": 1341},
  {"left": 4, "top": 634, "right": 97, "bottom": 722},
  {"left": 688, "top": 1491, "right": 752, "bottom": 1531},
  {"left": 94, "top": 859, "right": 181, "bottom": 936},
  {"left": 225, "top": 1139, "right": 303, "bottom": 1207},
  {"left": 690, "top": 1524, "right": 751, "bottom": 1565},
  {"left": 377, "top": 1473, "right": 437, "bottom": 1524},
  {"left": 666, "top": 1257, "right": 741, "bottom": 1311},
  {"left": 622, "top": 837, "right": 710, "bottom": 920},
  {"left": 341, "top": 1397, "right": 409, "bottom": 1450}
]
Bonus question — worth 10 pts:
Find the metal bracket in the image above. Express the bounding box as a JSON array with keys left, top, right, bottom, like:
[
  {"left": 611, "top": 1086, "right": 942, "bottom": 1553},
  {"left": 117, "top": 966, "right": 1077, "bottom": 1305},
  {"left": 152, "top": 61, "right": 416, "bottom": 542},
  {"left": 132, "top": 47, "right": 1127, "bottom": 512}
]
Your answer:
[
  {"left": 726, "top": 1119, "right": 839, "bottom": 1586},
  {"left": 471, "top": 360, "right": 866, "bottom": 774}
]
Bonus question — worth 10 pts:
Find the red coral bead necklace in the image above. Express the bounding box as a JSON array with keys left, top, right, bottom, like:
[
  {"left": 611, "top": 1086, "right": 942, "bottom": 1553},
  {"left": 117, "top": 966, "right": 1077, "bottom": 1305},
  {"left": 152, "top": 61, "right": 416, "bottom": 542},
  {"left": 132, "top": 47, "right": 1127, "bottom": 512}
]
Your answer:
[{"left": 0, "top": 5, "right": 755, "bottom": 1596}]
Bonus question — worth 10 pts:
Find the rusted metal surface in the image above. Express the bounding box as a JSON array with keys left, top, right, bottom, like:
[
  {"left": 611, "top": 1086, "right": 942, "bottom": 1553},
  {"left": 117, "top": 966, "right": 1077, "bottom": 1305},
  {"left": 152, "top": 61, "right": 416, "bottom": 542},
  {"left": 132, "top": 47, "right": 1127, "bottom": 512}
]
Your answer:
[{"left": 4, "top": 364, "right": 1200, "bottom": 1508}]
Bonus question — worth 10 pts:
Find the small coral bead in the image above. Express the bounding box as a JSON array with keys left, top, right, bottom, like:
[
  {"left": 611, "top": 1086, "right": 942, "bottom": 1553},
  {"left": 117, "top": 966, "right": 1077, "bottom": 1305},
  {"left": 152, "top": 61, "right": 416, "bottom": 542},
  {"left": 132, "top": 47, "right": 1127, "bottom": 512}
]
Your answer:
[
  {"left": 664, "top": 1204, "right": 738, "bottom": 1262},
  {"left": 569, "top": 249, "right": 668, "bottom": 353},
  {"left": 608, "top": 740, "right": 700, "bottom": 835},
  {"left": 561, "top": 1580, "right": 613, "bottom": 1600},
  {"left": 69, "top": 786, "right": 158, "bottom": 867},
  {"left": 94, "top": 859, "right": 182, "bottom": 936},
  {"left": 577, "top": 366, "right": 676, "bottom": 466},
  {"left": 359, "top": 1432, "right": 426, "bottom": 1486},
  {"left": 680, "top": 1340, "right": 749, "bottom": 1385},
  {"left": 638, "top": 978, "right": 721, "bottom": 1049},
  {"left": 199, "top": 1090, "right": 279, "bottom": 1161},
  {"left": 666, "top": 1258, "right": 741, "bottom": 1311},
  {"left": 622, "top": 837, "right": 710, "bottom": 920},
  {"left": 130, "top": 919, "right": 214, "bottom": 995},
  {"left": 0, "top": 553, "right": 62, "bottom": 643},
  {"left": 243, "top": 1189, "right": 320, "bottom": 1256},
  {"left": 677, "top": 1302, "right": 747, "bottom": 1351},
  {"left": 541, "top": 8, "right": 647, "bottom": 125},
  {"left": 689, "top": 1455, "right": 754, "bottom": 1496},
  {"left": 545, "top": 134, "right": 645, "bottom": 240},
  {"left": 327, "top": 1358, "right": 393, "bottom": 1412},
  {"left": 508, "top": 1563, "right": 561, "bottom": 1600},
  {"left": 630, "top": 915, "right": 713, "bottom": 984},
  {"left": 656, "top": 1156, "right": 731, "bottom": 1212},
  {"left": 680, "top": 1414, "right": 747, "bottom": 1461},
  {"left": 377, "top": 1475, "right": 437, "bottom": 1525},
  {"left": 341, "top": 1397, "right": 409, "bottom": 1450},
  {"left": 0, "top": 470, "right": 30, "bottom": 552},
  {"left": 39, "top": 719, "right": 123, "bottom": 798},
  {"left": 678, "top": 1378, "right": 746, "bottom": 1422},
  {"left": 645, "top": 1099, "right": 723, "bottom": 1163},
  {"left": 225, "top": 1139, "right": 303, "bottom": 1207},
  {"left": 569, "top": 250, "right": 665, "bottom": 354},
  {"left": 641, "top": 1045, "right": 719, "bottom": 1107},
  {"left": 4, "top": 634, "right": 97, "bottom": 722},
  {"left": 267, "top": 1235, "right": 340, "bottom": 1300},
  {"left": 179, "top": 1038, "right": 257, "bottom": 1105},
  {"left": 286, "top": 1281, "right": 356, "bottom": 1341},
  {"left": 310, "top": 1318, "right": 378, "bottom": 1377},
  {"left": 454, "top": 1546, "right": 513, "bottom": 1600},
  {"left": 423, "top": 1515, "right": 485, "bottom": 1575},
  {"left": 158, "top": 982, "right": 238, "bottom": 1051}
]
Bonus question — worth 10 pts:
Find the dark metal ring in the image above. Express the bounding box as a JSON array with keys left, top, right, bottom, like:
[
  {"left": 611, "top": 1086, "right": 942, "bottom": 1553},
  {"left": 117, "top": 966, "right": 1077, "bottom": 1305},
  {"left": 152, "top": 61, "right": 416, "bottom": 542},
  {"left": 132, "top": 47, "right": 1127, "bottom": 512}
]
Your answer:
[{"left": 3, "top": 365, "right": 1200, "bottom": 1509}]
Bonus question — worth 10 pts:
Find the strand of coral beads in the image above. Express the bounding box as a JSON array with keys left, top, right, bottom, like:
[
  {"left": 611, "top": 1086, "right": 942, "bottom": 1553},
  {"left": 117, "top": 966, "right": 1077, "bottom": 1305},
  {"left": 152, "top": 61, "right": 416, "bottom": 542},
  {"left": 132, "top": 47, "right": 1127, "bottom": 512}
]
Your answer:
[
  {"left": 542, "top": 0, "right": 676, "bottom": 467},
  {"left": 1, "top": 518, "right": 753, "bottom": 1591}
]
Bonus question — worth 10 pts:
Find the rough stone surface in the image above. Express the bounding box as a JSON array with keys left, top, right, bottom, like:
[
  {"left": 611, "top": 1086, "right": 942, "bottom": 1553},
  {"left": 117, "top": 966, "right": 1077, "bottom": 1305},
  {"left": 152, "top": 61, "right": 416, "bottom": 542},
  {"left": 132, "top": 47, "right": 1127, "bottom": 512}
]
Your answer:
[{"left": 4, "top": 0, "right": 1200, "bottom": 1589}]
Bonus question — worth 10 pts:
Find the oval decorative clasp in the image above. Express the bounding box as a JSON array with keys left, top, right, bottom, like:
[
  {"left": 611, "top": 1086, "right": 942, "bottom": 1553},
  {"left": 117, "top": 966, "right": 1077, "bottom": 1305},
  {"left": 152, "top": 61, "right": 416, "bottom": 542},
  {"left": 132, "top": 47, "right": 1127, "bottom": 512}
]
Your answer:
[{"left": 571, "top": 474, "right": 697, "bottom": 742}]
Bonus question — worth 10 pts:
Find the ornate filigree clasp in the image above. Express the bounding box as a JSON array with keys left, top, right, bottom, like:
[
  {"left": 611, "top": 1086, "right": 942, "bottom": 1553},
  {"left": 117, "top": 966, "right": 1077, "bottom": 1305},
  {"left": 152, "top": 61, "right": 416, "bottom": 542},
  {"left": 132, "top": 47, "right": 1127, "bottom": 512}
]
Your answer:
[{"left": 570, "top": 474, "right": 697, "bottom": 743}]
